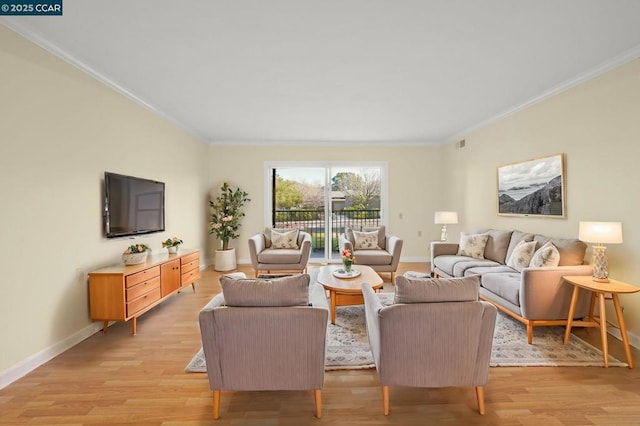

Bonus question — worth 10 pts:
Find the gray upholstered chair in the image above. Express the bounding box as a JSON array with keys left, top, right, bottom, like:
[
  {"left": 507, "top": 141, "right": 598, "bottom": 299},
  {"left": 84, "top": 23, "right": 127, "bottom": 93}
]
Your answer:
[
  {"left": 339, "top": 225, "right": 403, "bottom": 283},
  {"left": 198, "top": 273, "right": 329, "bottom": 420},
  {"left": 248, "top": 228, "right": 312, "bottom": 277},
  {"left": 363, "top": 275, "right": 497, "bottom": 416}
]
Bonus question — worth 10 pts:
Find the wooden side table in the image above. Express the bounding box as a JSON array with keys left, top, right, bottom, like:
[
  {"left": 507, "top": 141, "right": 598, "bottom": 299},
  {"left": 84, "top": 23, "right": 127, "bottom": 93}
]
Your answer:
[{"left": 562, "top": 275, "right": 640, "bottom": 368}]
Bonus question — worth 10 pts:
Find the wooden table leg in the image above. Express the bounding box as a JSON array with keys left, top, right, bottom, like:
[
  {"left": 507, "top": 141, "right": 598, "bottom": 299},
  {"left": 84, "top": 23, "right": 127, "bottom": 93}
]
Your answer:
[
  {"left": 598, "top": 292, "right": 608, "bottom": 368},
  {"left": 564, "top": 285, "right": 580, "bottom": 344},
  {"left": 330, "top": 290, "right": 336, "bottom": 325},
  {"left": 612, "top": 293, "right": 634, "bottom": 369}
]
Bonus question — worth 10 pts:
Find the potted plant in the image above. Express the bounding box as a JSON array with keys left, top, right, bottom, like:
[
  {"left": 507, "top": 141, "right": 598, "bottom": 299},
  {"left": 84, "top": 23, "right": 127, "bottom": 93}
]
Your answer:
[
  {"left": 162, "top": 237, "right": 183, "bottom": 254},
  {"left": 209, "top": 182, "right": 250, "bottom": 271},
  {"left": 122, "top": 243, "right": 151, "bottom": 265}
]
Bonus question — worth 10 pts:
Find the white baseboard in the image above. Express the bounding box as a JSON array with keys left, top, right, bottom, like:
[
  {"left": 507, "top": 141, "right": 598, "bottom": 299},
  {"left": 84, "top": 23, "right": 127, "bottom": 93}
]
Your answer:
[
  {"left": 606, "top": 327, "right": 640, "bottom": 352},
  {"left": 0, "top": 322, "right": 104, "bottom": 390}
]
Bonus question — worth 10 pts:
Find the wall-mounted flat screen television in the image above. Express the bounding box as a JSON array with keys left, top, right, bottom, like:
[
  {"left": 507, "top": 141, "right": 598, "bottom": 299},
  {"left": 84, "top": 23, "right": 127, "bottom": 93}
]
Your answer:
[{"left": 104, "top": 172, "right": 165, "bottom": 238}]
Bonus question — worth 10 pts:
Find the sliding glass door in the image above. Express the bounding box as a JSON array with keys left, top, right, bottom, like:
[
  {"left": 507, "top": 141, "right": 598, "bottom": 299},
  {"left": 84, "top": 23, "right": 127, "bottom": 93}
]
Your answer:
[{"left": 265, "top": 162, "right": 387, "bottom": 263}]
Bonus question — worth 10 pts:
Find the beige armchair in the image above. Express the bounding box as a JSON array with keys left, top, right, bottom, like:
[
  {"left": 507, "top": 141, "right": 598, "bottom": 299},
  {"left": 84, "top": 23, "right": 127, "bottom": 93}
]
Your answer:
[
  {"left": 363, "top": 275, "right": 497, "bottom": 415},
  {"left": 198, "top": 273, "right": 329, "bottom": 419},
  {"left": 339, "top": 225, "right": 403, "bottom": 282},
  {"left": 248, "top": 228, "right": 312, "bottom": 277}
]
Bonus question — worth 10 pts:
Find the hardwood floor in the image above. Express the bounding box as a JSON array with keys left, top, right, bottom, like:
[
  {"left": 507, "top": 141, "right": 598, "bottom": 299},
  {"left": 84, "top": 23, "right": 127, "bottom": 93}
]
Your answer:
[{"left": 2, "top": 263, "right": 639, "bottom": 425}]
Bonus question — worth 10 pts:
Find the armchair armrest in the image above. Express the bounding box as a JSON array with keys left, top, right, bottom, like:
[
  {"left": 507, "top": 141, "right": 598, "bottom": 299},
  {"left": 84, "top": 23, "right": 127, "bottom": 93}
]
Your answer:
[
  {"left": 339, "top": 233, "right": 353, "bottom": 252},
  {"left": 248, "top": 233, "right": 266, "bottom": 269},
  {"left": 362, "top": 284, "right": 383, "bottom": 366},
  {"left": 299, "top": 231, "right": 312, "bottom": 259},
  {"left": 386, "top": 235, "right": 403, "bottom": 270}
]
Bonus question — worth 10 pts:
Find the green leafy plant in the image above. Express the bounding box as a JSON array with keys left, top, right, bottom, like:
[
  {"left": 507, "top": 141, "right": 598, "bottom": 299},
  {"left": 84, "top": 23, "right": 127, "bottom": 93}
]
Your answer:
[
  {"left": 209, "top": 182, "right": 251, "bottom": 250},
  {"left": 162, "top": 237, "right": 183, "bottom": 248},
  {"left": 124, "top": 243, "right": 150, "bottom": 254}
]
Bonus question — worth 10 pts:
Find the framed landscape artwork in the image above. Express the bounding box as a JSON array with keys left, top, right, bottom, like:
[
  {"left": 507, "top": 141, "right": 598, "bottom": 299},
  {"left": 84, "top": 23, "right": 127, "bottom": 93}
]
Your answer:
[{"left": 497, "top": 154, "right": 565, "bottom": 218}]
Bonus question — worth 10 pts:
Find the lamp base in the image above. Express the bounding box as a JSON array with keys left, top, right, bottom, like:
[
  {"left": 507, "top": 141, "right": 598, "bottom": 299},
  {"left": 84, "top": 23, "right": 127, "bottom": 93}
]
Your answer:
[
  {"left": 440, "top": 225, "right": 447, "bottom": 242},
  {"left": 591, "top": 245, "right": 609, "bottom": 283}
]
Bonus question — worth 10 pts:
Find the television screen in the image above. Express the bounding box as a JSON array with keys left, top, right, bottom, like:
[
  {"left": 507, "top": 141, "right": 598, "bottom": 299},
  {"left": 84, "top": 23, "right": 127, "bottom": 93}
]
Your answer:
[{"left": 104, "top": 172, "right": 165, "bottom": 238}]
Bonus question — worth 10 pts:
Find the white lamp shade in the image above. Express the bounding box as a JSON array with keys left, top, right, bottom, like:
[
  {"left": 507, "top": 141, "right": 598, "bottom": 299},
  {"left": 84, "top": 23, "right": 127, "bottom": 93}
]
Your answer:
[
  {"left": 578, "top": 221, "right": 623, "bottom": 244},
  {"left": 434, "top": 211, "right": 458, "bottom": 225}
]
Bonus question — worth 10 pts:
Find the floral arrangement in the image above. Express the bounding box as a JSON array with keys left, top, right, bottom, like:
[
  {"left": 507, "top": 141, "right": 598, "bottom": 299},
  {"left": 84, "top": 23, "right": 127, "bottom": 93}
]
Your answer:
[
  {"left": 342, "top": 248, "right": 356, "bottom": 263},
  {"left": 124, "top": 243, "right": 150, "bottom": 254},
  {"left": 342, "top": 248, "right": 356, "bottom": 272},
  {"left": 209, "top": 182, "right": 250, "bottom": 250},
  {"left": 162, "top": 237, "right": 183, "bottom": 248}
]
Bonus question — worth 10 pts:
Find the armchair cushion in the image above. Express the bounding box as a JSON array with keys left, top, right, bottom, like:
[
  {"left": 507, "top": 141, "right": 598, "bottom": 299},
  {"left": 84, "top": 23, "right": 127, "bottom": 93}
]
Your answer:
[
  {"left": 363, "top": 225, "right": 386, "bottom": 249},
  {"left": 394, "top": 275, "right": 480, "bottom": 304},
  {"left": 271, "top": 228, "right": 299, "bottom": 249},
  {"left": 353, "top": 230, "right": 382, "bottom": 250},
  {"left": 220, "top": 274, "right": 310, "bottom": 307}
]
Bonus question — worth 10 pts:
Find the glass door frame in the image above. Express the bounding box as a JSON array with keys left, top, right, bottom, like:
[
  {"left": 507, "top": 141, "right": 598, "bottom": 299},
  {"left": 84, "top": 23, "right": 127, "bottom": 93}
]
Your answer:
[{"left": 264, "top": 160, "right": 388, "bottom": 263}]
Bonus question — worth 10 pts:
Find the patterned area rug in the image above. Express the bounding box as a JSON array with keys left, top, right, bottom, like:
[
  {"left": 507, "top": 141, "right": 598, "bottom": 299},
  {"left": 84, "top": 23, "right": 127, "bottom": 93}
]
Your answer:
[{"left": 186, "top": 294, "right": 626, "bottom": 372}]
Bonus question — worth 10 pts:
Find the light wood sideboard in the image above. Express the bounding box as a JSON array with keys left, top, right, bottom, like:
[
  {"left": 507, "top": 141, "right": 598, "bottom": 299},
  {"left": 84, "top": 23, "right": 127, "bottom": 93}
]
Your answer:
[{"left": 89, "top": 249, "right": 200, "bottom": 335}]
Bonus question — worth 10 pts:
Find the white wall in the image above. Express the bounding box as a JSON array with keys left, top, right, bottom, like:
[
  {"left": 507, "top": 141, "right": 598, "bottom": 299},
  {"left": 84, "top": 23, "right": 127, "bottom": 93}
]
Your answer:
[
  {"left": 0, "top": 25, "right": 209, "bottom": 384},
  {"left": 442, "top": 58, "right": 640, "bottom": 345}
]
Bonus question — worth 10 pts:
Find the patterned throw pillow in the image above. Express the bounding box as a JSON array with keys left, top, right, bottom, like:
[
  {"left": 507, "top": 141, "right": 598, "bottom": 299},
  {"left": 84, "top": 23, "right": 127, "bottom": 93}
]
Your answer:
[
  {"left": 271, "top": 229, "right": 299, "bottom": 249},
  {"left": 353, "top": 230, "right": 381, "bottom": 250},
  {"left": 529, "top": 241, "right": 561, "bottom": 267},
  {"left": 506, "top": 240, "right": 537, "bottom": 272},
  {"left": 457, "top": 233, "right": 489, "bottom": 259}
]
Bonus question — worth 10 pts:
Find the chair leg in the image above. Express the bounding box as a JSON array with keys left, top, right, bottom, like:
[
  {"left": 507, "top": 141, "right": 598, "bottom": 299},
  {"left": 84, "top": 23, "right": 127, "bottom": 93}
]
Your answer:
[
  {"left": 213, "top": 390, "right": 221, "bottom": 420},
  {"left": 390, "top": 271, "right": 395, "bottom": 284},
  {"left": 314, "top": 389, "right": 322, "bottom": 418},
  {"left": 475, "top": 386, "right": 485, "bottom": 415},
  {"left": 382, "top": 386, "right": 390, "bottom": 415}
]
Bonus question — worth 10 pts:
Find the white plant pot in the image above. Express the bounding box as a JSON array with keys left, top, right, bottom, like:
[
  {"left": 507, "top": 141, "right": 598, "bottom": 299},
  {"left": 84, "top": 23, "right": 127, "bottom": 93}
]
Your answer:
[
  {"left": 167, "top": 246, "right": 178, "bottom": 254},
  {"left": 215, "top": 248, "right": 237, "bottom": 271}
]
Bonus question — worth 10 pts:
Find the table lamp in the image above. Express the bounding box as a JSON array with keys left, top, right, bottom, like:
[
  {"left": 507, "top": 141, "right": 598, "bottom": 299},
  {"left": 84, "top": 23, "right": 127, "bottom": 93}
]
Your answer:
[
  {"left": 578, "top": 221, "right": 623, "bottom": 282},
  {"left": 434, "top": 211, "right": 458, "bottom": 242}
]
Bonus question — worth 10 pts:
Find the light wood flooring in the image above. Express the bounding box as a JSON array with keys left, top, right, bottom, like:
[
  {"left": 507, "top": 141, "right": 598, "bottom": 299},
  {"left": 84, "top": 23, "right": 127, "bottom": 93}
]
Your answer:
[{"left": 2, "top": 263, "right": 640, "bottom": 425}]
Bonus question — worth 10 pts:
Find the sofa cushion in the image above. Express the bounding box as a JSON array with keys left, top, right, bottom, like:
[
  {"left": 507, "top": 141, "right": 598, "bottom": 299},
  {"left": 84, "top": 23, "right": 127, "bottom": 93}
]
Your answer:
[
  {"left": 271, "top": 228, "right": 299, "bottom": 249},
  {"left": 457, "top": 233, "right": 489, "bottom": 259},
  {"left": 505, "top": 231, "right": 535, "bottom": 263},
  {"left": 433, "top": 255, "right": 498, "bottom": 277},
  {"left": 480, "top": 272, "right": 521, "bottom": 307},
  {"left": 463, "top": 265, "right": 517, "bottom": 277},
  {"left": 533, "top": 235, "right": 586, "bottom": 266},
  {"left": 257, "top": 248, "right": 302, "bottom": 264},
  {"left": 483, "top": 229, "right": 514, "bottom": 264},
  {"left": 353, "top": 230, "right": 382, "bottom": 250},
  {"left": 506, "top": 240, "right": 537, "bottom": 272},
  {"left": 220, "top": 274, "right": 310, "bottom": 307},
  {"left": 529, "top": 241, "right": 561, "bottom": 267},
  {"left": 353, "top": 249, "right": 392, "bottom": 265},
  {"left": 394, "top": 275, "right": 480, "bottom": 304},
  {"left": 453, "top": 258, "right": 501, "bottom": 277}
]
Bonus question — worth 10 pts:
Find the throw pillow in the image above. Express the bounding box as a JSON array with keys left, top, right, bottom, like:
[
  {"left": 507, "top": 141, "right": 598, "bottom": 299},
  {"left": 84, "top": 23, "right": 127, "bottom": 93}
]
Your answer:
[
  {"left": 270, "top": 228, "right": 299, "bottom": 249},
  {"left": 457, "top": 233, "right": 489, "bottom": 259},
  {"left": 529, "top": 241, "right": 561, "bottom": 268},
  {"left": 394, "top": 275, "right": 480, "bottom": 304},
  {"left": 506, "top": 240, "right": 537, "bottom": 272},
  {"left": 353, "top": 230, "right": 381, "bottom": 250},
  {"left": 220, "top": 274, "right": 310, "bottom": 307}
]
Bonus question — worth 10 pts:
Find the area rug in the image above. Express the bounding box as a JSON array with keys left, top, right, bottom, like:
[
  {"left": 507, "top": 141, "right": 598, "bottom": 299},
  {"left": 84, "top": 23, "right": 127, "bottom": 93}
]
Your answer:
[{"left": 186, "top": 294, "right": 626, "bottom": 372}]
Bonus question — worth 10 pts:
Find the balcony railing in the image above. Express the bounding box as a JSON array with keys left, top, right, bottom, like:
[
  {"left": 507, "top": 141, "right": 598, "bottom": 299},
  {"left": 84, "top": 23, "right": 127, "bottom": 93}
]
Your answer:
[{"left": 274, "top": 209, "right": 381, "bottom": 254}]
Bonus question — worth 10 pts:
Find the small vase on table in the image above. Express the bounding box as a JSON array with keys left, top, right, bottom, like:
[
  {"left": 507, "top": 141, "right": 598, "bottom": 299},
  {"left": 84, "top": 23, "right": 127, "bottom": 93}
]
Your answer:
[{"left": 342, "top": 259, "right": 353, "bottom": 274}]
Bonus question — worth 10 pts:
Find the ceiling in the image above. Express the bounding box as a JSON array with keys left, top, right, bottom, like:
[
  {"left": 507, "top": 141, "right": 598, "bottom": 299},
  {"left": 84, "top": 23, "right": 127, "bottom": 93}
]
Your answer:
[{"left": 3, "top": 0, "right": 640, "bottom": 146}]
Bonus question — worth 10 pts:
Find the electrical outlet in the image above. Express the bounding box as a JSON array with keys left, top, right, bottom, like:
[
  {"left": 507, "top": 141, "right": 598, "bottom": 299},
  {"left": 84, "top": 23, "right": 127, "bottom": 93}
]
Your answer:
[
  {"left": 76, "top": 268, "right": 86, "bottom": 281},
  {"left": 417, "top": 230, "right": 422, "bottom": 237},
  {"left": 399, "top": 212, "right": 403, "bottom": 219}
]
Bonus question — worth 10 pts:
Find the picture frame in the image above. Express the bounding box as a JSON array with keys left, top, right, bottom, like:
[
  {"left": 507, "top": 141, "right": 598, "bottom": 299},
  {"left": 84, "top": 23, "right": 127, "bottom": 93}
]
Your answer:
[{"left": 497, "top": 154, "right": 565, "bottom": 218}]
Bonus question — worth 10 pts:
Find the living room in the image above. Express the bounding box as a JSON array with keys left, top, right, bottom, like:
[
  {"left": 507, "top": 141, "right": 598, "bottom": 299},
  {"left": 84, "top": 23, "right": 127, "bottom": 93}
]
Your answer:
[{"left": 2, "top": 1, "right": 640, "bottom": 423}]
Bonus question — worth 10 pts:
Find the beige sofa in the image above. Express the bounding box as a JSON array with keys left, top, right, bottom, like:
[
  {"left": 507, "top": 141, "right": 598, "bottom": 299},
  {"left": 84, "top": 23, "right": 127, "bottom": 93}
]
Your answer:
[{"left": 431, "top": 229, "right": 592, "bottom": 343}]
